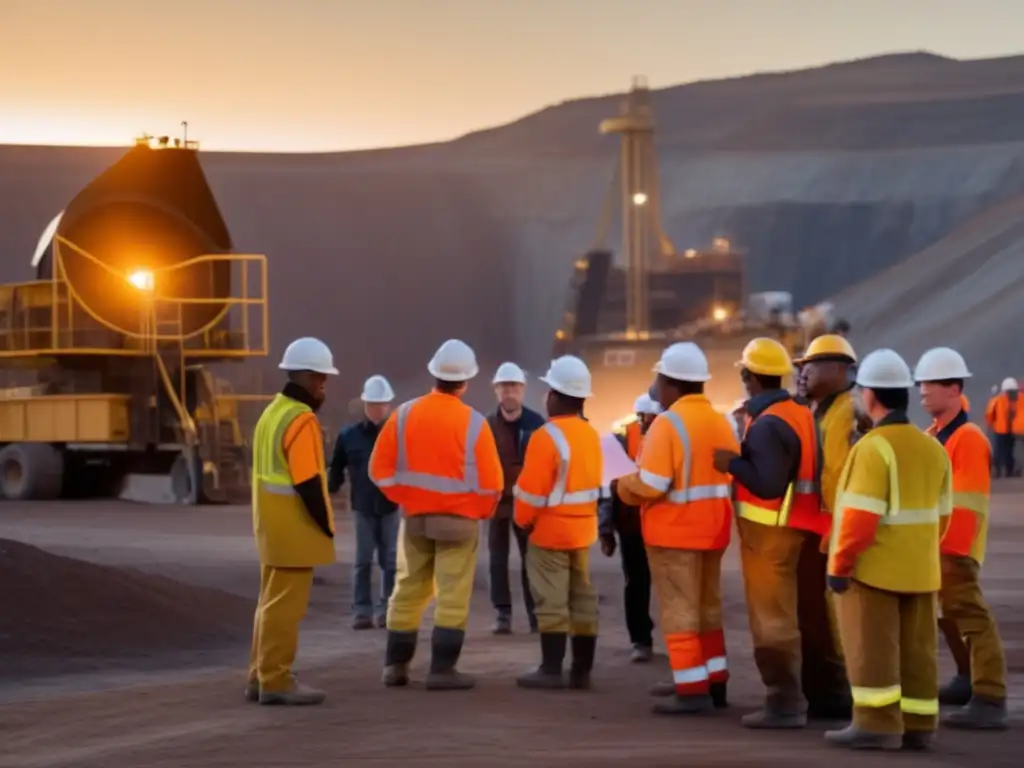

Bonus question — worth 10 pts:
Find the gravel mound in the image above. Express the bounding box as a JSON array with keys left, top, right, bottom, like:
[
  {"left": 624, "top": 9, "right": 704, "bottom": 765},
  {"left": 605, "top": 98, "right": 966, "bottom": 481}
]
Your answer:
[{"left": 0, "top": 539, "right": 252, "bottom": 676}]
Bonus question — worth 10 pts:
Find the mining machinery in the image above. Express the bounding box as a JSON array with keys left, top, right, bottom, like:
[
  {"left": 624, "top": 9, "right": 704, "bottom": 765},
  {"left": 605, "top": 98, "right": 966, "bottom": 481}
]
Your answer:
[
  {"left": 553, "top": 77, "right": 844, "bottom": 433},
  {"left": 0, "top": 134, "right": 269, "bottom": 502}
]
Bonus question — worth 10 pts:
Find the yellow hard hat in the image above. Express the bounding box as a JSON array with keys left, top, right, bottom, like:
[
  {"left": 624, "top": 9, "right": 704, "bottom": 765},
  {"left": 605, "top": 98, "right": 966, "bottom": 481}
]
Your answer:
[
  {"left": 796, "top": 334, "right": 857, "bottom": 365},
  {"left": 736, "top": 337, "right": 793, "bottom": 377}
]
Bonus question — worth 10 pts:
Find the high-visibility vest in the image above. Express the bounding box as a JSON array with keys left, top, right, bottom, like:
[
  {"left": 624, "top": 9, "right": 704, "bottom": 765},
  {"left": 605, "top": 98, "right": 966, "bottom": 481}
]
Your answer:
[
  {"left": 625, "top": 420, "right": 643, "bottom": 461},
  {"left": 735, "top": 399, "right": 826, "bottom": 534},
  {"left": 369, "top": 391, "right": 501, "bottom": 519},
  {"left": 830, "top": 424, "right": 949, "bottom": 593},
  {"left": 986, "top": 392, "right": 1024, "bottom": 435},
  {"left": 513, "top": 416, "right": 602, "bottom": 550},
  {"left": 934, "top": 415, "right": 991, "bottom": 564},
  {"left": 252, "top": 393, "right": 336, "bottom": 568},
  {"left": 636, "top": 394, "right": 736, "bottom": 551}
]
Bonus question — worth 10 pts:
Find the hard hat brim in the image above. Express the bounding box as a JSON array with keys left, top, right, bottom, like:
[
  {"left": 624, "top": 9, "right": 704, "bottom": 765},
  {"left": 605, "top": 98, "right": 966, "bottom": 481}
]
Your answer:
[
  {"left": 492, "top": 378, "right": 526, "bottom": 385},
  {"left": 279, "top": 362, "right": 339, "bottom": 375},
  {"left": 360, "top": 395, "right": 394, "bottom": 403},
  {"left": 539, "top": 375, "right": 592, "bottom": 398},
  {"left": 794, "top": 353, "right": 856, "bottom": 366},
  {"left": 653, "top": 363, "right": 712, "bottom": 382},
  {"left": 427, "top": 361, "right": 478, "bottom": 382},
  {"left": 735, "top": 360, "right": 792, "bottom": 377}
]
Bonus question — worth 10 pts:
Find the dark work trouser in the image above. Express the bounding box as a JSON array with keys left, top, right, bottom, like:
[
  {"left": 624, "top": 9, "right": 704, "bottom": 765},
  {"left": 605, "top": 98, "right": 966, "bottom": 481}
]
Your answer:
[
  {"left": 797, "top": 532, "right": 849, "bottom": 707},
  {"left": 994, "top": 434, "right": 1015, "bottom": 477},
  {"left": 618, "top": 526, "right": 654, "bottom": 647},
  {"left": 353, "top": 510, "right": 399, "bottom": 618},
  {"left": 488, "top": 505, "right": 535, "bottom": 622}
]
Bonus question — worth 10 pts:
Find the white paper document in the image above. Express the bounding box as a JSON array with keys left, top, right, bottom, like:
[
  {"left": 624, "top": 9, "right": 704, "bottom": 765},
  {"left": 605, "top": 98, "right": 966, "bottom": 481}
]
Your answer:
[{"left": 600, "top": 433, "right": 637, "bottom": 490}]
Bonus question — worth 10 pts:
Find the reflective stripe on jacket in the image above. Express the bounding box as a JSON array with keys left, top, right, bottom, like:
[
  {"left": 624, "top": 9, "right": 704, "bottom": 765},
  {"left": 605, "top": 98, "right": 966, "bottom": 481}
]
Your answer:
[
  {"left": 828, "top": 420, "right": 951, "bottom": 593},
  {"left": 735, "top": 399, "right": 826, "bottom": 534},
  {"left": 933, "top": 412, "right": 991, "bottom": 564},
  {"left": 369, "top": 390, "right": 503, "bottom": 520},
  {"left": 617, "top": 394, "right": 737, "bottom": 550},
  {"left": 252, "top": 393, "right": 336, "bottom": 568},
  {"left": 514, "top": 416, "right": 602, "bottom": 550}
]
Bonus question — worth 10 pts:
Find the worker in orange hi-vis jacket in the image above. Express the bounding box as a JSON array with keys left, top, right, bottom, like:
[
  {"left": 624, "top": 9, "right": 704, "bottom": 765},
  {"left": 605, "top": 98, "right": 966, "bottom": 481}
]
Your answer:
[
  {"left": 370, "top": 339, "right": 503, "bottom": 691},
  {"left": 986, "top": 377, "right": 1024, "bottom": 477},
  {"left": 514, "top": 355, "right": 603, "bottom": 691},
  {"left": 617, "top": 342, "right": 739, "bottom": 716},
  {"left": 915, "top": 348, "right": 1008, "bottom": 731}
]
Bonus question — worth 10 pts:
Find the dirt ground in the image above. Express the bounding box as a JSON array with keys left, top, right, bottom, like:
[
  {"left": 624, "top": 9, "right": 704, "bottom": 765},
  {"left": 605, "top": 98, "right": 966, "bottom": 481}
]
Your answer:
[{"left": 1, "top": 488, "right": 1023, "bottom": 768}]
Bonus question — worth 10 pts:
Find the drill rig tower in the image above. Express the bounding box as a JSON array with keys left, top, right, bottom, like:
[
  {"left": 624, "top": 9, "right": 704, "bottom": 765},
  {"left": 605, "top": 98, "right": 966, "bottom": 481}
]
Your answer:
[{"left": 598, "top": 76, "right": 675, "bottom": 337}]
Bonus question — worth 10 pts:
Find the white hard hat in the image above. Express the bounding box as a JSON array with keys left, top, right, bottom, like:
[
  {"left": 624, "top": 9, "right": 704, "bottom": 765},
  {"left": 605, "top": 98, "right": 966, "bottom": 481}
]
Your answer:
[
  {"left": 856, "top": 349, "right": 913, "bottom": 389},
  {"left": 492, "top": 361, "right": 526, "bottom": 385},
  {"left": 653, "top": 342, "right": 712, "bottom": 382},
  {"left": 361, "top": 374, "right": 395, "bottom": 403},
  {"left": 633, "top": 393, "right": 662, "bottom": 415},
  {"left": 427, "top": 339, "right": 479, "bottom": 382},
  {"left": 278, "top": 337, "right": 339, "bottom": 375},
  {"left": 1002, "top": 377, "right": 1019, "bottom": 392},
  {"left": 914, "top": 347, "right": 972, "bottom": 382},
  {"left": 540, "top": 355, "right": 593, "bottom": 398}
]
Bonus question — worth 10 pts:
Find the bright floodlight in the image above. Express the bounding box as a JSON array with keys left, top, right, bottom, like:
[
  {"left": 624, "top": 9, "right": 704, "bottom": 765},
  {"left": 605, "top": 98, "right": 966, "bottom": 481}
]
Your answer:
[
  {"left": 127, "top": 269, "right": 155, "bottom": 291},
  {"left": 632, "top": 192, "right": 648, "bottom": 206},
  {"left": 712, "top": 306, "right": 729, "bottom": 322}
]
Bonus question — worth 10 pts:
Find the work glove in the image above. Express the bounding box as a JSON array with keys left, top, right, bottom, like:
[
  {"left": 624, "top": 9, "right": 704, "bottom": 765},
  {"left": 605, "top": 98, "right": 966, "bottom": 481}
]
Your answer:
[
  {"left": 599, "top": 534, "right": 617, "bottom": 558},
  {"left": 827, "top": 575, "right": 850, "bottom": 594}
]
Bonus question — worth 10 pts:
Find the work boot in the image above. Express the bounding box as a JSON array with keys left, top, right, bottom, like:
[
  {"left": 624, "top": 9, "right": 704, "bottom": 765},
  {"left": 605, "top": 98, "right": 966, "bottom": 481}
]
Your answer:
[
  {"left": 652, "top": 693, "right": 715, "bottom": 715},
  {"left": 375, "top": 613, "right": 387, "bottom": 629},
  {"left": 807, "top": 694, "right": 853, "bottom": 720},
  {"left": 710, "top": 681, "right": 728, "bottom": 709},
  {"left": 650, "top": 680, "right": 674, "bottom": 697},
  {"left": 517, "top": 633, "right": 568, "bottom": 689},
  {"left": 244, "top": 678, "right": 259, "bottom": 703},
  {"left": 528, "top": 615, "right": 539, "bottom": 634},
  {"left": 630, "top": 644, "right": 653, "bottom": 663},
  {"left": 939, "top": 673, "right": 973, "bottom": 706},
  {"left": 741, "top": 705, "right": 807, "bottom": 729},
  {"left": 425, "top": 627, "right": 475, "bottom": 690},
  {"left": 492, "top": 612, "right": 512, "bottom": 636},
  {"left": 382, "top": 630, "right": 418, "bottom": 688},
  {"left": 902, "top": 731, "right": 936, "bottom": 751},
  {"left": 824, "top": 724, "right": 902, "bottom": 750},
  {"left": 259, "top": 678, "right": 326, "bottom": 706},
  {"left": 568, "top": 635, "right": 597, "bottom": 690},
  {"left": 352, "top": 615, "right": 374, "bottom": 630},
  {"left": 943, "top": 696, "right": 1009, "bottom": 730}
]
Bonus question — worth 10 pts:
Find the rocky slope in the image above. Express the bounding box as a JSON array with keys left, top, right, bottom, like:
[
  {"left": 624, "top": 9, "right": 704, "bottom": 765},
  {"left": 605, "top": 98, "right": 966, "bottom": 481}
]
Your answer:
[{"left": 2, "top": 51, "right": 1024, "bottom": 420}]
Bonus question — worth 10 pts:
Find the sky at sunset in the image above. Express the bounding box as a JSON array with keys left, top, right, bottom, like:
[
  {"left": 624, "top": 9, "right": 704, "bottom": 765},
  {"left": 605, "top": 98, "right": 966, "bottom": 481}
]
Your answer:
[{"left": 2, "top": 0, "right": 1022, "bottom": 152}]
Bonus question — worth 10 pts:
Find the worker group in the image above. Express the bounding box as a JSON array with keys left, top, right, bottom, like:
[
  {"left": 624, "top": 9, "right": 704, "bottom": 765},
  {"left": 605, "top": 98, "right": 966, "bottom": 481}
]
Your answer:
[{"left": 245, "top": 333, "right": 1008, "bottom": 752}]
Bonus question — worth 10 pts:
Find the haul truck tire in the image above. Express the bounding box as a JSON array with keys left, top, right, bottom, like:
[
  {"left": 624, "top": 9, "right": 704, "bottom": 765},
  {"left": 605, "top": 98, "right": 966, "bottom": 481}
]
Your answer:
[{"left": 0, "top": 443, "right": 64, "bottom": 501}]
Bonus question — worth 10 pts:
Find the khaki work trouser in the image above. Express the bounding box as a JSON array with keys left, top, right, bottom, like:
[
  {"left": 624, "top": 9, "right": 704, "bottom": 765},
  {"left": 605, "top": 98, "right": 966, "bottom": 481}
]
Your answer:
[
  {"left": 527, "top": 543, "right": 598, "bottom": 636},
  {"left": 940, "top": 554, "right": 1007, "bottom": 700},
  {"left": 737, "top": 518, "right": 804, "bottom": 711},
  {"left": 386, "top": 515, "right": 479, "bottom": 632},
  {"left": 836, "top": 580, "right": 939, "bottom": 735},
  {"left": 248, "top": 565, "right": 315, "bottom": 693},
  {"left": 647, "top": 546, "right": 727, "bottom": 696}
]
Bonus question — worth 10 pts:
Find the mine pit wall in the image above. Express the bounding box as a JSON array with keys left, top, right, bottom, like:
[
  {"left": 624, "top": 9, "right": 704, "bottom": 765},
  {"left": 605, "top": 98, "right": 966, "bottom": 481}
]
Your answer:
[{"left": 5, "top": 140, "right": 1024, "bottom": 433}]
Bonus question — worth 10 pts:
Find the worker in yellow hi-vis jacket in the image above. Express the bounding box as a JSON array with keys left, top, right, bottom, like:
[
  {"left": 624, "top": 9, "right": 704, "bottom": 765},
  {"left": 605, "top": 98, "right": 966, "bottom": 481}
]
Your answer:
[
  {"left": 825, "top": 349, "right": 951, "bottom": 752},
  {"left": 247, "top": 337, "right": 340, "bottom": 706}
]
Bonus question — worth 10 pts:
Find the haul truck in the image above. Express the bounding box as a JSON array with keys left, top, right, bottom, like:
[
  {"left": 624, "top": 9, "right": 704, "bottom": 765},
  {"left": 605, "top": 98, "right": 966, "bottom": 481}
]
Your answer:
[{"left": 0, "top": 135, "right": 269, "bottom": 503}]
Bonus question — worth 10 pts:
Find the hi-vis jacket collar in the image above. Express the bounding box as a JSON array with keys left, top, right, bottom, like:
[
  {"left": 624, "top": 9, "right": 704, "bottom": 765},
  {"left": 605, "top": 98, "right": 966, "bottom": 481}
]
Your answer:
[{"left": 745, "top": 389, "right": 791, "bottom": 420}]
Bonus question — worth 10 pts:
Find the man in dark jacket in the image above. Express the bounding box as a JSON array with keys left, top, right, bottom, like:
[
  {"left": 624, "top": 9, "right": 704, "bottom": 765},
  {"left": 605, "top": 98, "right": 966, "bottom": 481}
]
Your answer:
[
  {"left": 598, "top": 394, "right": 660, "bottom": 663},
  {"left": 328, "top": 375, "right": 399, "bottom": 630},
  {"left": 488, "top": 362, "right": 546, "bottom": 634}
]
